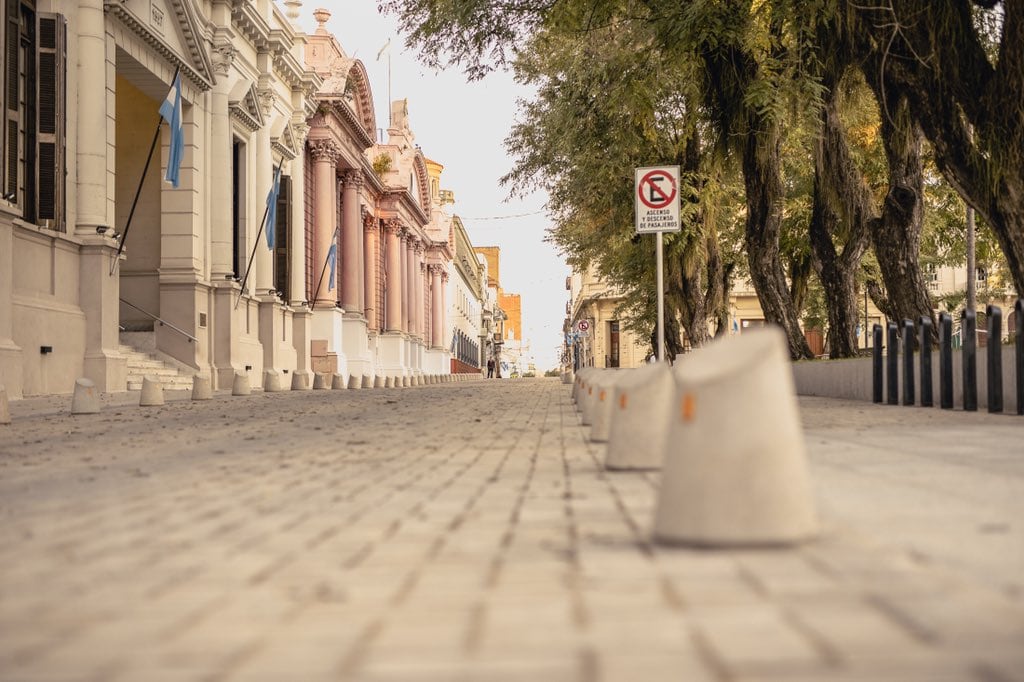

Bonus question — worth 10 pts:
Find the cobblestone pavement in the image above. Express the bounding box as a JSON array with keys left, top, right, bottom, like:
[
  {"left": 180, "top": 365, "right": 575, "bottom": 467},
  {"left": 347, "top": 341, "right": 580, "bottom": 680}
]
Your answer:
[{"left": 1, "top": 379, "right": 1022, "bottom": 681}]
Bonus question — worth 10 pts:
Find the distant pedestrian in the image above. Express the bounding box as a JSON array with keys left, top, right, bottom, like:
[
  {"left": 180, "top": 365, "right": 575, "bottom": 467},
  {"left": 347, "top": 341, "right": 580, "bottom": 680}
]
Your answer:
[{"left": 486, "top": 359, "right": 495, "bottom": 378}]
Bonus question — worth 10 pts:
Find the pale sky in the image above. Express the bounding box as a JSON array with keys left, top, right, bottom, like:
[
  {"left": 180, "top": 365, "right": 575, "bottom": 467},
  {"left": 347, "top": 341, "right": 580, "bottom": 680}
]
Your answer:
[{"left": 306, "top": 0, "right": 568, "bottom": 371}]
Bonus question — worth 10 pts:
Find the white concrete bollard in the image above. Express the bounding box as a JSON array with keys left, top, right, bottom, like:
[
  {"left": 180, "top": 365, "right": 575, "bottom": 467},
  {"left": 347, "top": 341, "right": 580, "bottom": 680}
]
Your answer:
[
  {"left": 332, "top": 373, "right": 348, "bottom": 390},
  {"left": 562, "top": 371, "right": 574, "bottom": 385},
  {"left": 312, "top": 372, "right": 329, "bottom": 390},
  {"left": 291, "top": 371, "right": 312, "bottom": 391},
  {"left": 384, "top": 375, "right": 395, "bottom": 388},
  {"left": 192, "top": 375, "right": 213, "bottom": 401},
  {"left": 362, "top": 374, "right": 373, "bottom": 389},
  {"left": 71, "top": 378, "right": 100, "bottom": 414},
  {"left": 402, "top": 376, "right": 410, "bottom": 387},
  {"left": 374, "top": 375, "right": 385, "bottom": 388},
  {"left": 263, "top": 370, "right": 284, "bottom": 393},
  {"left": 347, "top": 374, "right": 361, "bottom": 390},
  {"left": 139, "top": 376, "right": 165, "bottom": 406},
  {"left": 652, "top": 328, "right": 818, "bottom": 547},
  {"left": 0, "top": 384, "right": 10, "bottom": 424},
  {"left": 579, "top": 369, "right": 608, "bottom": 426},
  {"left": 231, "top": 373, "right": 251, "bottom": 396},
  {"left": 605, "top": 363, "right": 673, "bottom": 470},
  {"left": 589, "top": 371, "right": 626, "bottom": 443}
]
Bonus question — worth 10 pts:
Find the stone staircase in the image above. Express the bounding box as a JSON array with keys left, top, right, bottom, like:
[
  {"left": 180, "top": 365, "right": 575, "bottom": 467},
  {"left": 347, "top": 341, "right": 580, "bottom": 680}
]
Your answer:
[{"left": 120, "top": 333, "right": 195, "bottom": 391}]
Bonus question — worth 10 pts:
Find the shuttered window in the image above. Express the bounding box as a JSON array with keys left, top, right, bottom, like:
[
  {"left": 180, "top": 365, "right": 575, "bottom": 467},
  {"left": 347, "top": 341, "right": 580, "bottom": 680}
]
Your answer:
[
  {"left": 0, "top": 2, "right": 65, "bottom": 231},
  {"left": 273, "top": 174, "right": 291, "bottom": 302}
]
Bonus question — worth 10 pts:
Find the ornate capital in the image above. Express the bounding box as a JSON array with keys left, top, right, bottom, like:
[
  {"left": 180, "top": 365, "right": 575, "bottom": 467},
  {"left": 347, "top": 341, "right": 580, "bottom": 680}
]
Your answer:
[
  {"left": 414, "top": 240, "right": 425, "bottom": 255},
  {"left": 384, "top": 219, "right": 403, "bottom": 236},
  {"left": 292, "top": 121, "right": 310, "bottom": 141},
  {"left": 212, "top": 42, "right": 237, "bottom": 77},
  {"left": 342, "top": 169, "right": 363, "bottom": 189},
  {"left": 428, "top": 263, "right": 445, "bottom": 277},
  {"left": 308, "top": 139, "right": 339, "bottom": 163},
  {"left": 441, "top": 271, "right": 449, "bottom": 284},
  {"left": 258, "top": 88, "right": 276, "bottom": 113},
  {"left": 362, "top": 209, "right": 377, "bottom": 231}
]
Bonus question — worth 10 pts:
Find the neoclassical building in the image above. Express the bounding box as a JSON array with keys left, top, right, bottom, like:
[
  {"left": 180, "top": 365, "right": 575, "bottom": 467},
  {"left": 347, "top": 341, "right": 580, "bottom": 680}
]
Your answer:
[{"left": 0, "top": 0, "right": 453, "bottom": 398}]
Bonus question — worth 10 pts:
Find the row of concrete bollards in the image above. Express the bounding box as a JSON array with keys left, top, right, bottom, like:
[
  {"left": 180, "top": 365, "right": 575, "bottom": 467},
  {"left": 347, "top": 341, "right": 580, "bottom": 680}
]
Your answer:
[
  {"left": 0, "top": 371, "right": 480, "bottom": 421},
  {"left": 872, "top": 299, "right": 1023, "bottom": 415},
  {"left": 569, "top": 327, "right": 819, "bottom": 548}
]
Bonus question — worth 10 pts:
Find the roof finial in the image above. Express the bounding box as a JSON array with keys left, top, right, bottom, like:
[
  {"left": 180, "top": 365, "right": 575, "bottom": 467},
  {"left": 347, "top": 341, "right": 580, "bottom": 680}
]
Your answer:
[
  {"left": 284, "top": 0, "right": 302, "bottom": 26},
  {"left": 312, "top": 7, "right": 331, "bottom": 31}
]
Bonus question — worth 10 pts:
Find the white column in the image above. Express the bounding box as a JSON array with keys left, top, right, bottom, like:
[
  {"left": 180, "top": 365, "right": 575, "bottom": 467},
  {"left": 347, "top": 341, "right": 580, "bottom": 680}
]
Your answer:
[
  {"left": 399, "top": 232, "right": 409, "bottom": 332},
  {"left": 288, "top": 129, "right": 308, "bottom": 306},
  {"left": 405, "top": 237, "right": 417, "bottom": 334},
  {"left": 414, "top": 242, "right": 425, "bottom": 341},
  {"left": 76, "top": 0, "right": 108, "bottom": 234},
  {"left": 363, "top": 211, "right": 377, "bottom": 329},
  {"left": 430, "top": 265, "right": 443, "bottom": 348}
]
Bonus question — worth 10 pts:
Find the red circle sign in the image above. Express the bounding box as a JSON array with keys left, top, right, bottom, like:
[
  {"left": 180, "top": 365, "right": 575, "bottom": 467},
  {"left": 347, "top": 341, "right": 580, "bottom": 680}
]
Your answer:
[
  {"left": 577, "top": 320, "right": 590, "bottom": 332},
  {"left": 638, "top": 170, "right": 677, "bottom": 209}
]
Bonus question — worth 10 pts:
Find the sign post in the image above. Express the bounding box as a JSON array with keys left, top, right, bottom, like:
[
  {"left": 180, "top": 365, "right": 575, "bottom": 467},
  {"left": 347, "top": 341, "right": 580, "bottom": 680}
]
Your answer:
[{"left": 635, "top": 166, "right": 681, "bottom": 362}]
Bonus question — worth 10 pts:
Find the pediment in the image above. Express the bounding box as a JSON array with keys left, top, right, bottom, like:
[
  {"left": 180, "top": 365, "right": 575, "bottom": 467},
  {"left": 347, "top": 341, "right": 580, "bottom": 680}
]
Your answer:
[
  {"left": 105, "top": 0, "right": 214, "bottom": 90},
  {"left": 271, "top": 119, "right": 300, "bottom": 160},
  {"left": 229, "top": 80, "right": 265, "bottom": 131}
]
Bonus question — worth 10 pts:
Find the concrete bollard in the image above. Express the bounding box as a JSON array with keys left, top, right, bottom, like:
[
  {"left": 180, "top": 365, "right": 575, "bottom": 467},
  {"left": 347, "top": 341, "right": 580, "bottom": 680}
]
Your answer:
[
  {"left": 589, "top": 371, "right": 624, "bottom": 443},
  {"left": 374, "top": 375, "right": 385, "bottom": 388},
  {"left": 263, "top": 370, "right": 284, "bottom": 393},
  {"left": 347, "top": 374, "right": 361, "bottom": 390},
  {"left": 139, "top": 376, "right": 165, "bottom": 406},
  {"left": 192, "top": 375, "right": 213, "bottom": 401},
  {"left": 385, "top": 375, "right": 395, "bottom": 388},
  {"left": 604, "top": 363, "right": 673, "bottom": 469},
  {"left": 291, "top": 371, "right": 312, "bottom": 391},
  {"left": 402, "top": 376, "right": 410, "bottom": 387},
  {"left": 332, "top": 373, "right": 347, "bottom": 390},
  {"left": 562, "top": 371, "right": 573, "bottom": 385},
  {"left": 0, "top": 384, "right": 10, "bottom": 424},
  {"left": 417, "top": 374, "right": 425, "bottom": 386},
  {"left": 231, "top": 373, "right": 251, "bottom": 396},
  {"left": 312, "top": 372, "right": 329, "bottom": 390},
  {"left": 71, "top": 378, "right": 100, "bottom": 414},
  {"left": 653, "top": 328, "right": 818, "bottom": 547},
  {"left": 580, "top": 369, "right": 607, "bottom": 426}
]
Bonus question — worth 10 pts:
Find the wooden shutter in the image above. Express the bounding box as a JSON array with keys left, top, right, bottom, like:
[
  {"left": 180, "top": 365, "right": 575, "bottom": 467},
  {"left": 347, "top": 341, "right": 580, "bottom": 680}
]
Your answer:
[
  {"left": 274, "top": 174, "right": 291, "bottom": 301},
  {"left": 35, "top": 12, "right": 65, "bottom": 230},
  {"left": 3, "top": 0, "right": 19, "bottom": 202}
]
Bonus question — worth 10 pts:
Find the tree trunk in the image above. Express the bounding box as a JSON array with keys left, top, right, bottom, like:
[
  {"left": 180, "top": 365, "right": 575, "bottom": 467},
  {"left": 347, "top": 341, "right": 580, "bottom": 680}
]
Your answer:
[
  {"left": 742, "top": 121, "right": 814, "bottom": 359},
  {"left": 868, "top": 98, "right": 937, "bottom": 340},
  {"left": 809, "top": 91, "right": 872, "bottom": 358}
]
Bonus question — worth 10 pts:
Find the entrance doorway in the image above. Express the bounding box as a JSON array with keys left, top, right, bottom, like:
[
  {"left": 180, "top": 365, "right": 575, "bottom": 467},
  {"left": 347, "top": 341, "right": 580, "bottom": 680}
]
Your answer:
[{"left": 608, "top": 320, "right": 620, "bottom": 368}]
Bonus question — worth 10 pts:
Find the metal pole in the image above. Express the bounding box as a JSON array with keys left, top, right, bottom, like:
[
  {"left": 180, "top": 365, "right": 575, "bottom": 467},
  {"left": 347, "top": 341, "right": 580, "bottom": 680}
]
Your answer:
[
  {"left": 967, "top": 204, "right": 976, "bottom": 312},
  {"left": 656, "top": 232, "right": 665, "bottom": 363}
]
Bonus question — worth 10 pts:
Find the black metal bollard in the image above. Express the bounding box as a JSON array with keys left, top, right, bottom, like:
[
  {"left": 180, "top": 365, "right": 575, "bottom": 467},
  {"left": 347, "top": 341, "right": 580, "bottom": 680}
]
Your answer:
[
  {"left": 902, "top": 319, "right": 915, "bottom": 406},
  {"left": 986, "top": 304, "right": 1003, "bottom": 413},
  {"left": 962, "top": 308, "right": 977, "bottom": 411},
  {"left": 919, "top": 316, "right": 933, "bottom": 407},
  {"left": 939, "top": 312, "right": 953, "bottom": 409},
  {"left": 887, "top": 322, "right": 899, "bottom": 405},
  {"left": 872, "top": 324, "right": 883, "bottom": 403},
  {"left": 1016, "top": 299, "right": 1023, "bottom": 416}
]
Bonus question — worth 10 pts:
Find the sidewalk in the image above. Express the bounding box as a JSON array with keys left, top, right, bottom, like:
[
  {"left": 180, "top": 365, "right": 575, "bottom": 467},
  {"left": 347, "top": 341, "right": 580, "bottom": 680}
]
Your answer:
[{"left": 1, "top": 379, "right": 1022, "bottom": 681}]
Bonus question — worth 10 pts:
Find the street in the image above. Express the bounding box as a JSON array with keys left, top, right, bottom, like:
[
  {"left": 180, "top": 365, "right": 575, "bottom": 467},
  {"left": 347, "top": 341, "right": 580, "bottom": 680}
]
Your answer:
[{"left": 1, "top": 379, "right": 1022, "bottom": 681}]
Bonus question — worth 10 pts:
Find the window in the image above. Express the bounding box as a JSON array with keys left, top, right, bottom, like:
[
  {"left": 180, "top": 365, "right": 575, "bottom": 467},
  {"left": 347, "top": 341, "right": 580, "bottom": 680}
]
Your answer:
[
  {"left": 273, "top": 174, "right": 291, "bottom": 300},
  {"left": 1, "top": 1, "right": 65, "bottom": 229},
  {"left": 925, "top": 264, "right": 939, "bottom": 291}
]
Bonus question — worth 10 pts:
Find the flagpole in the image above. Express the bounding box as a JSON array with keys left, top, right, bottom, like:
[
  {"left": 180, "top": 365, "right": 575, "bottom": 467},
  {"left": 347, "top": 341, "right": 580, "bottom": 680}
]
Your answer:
[
  {"left": 235, "top": 156, "right": 284, "bottom": 309},
  {"left": 109, "top": 67, "right": 180, "bottom": 276},
  {"left": 310, "top": 224, "right": 341, "bottom": 308}
]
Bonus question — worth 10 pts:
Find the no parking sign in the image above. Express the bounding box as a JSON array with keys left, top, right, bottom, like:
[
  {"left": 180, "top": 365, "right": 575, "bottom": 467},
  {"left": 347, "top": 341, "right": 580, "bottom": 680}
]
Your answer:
[{"left": 635, "top": 166, "right": 681, "bottom": 234}]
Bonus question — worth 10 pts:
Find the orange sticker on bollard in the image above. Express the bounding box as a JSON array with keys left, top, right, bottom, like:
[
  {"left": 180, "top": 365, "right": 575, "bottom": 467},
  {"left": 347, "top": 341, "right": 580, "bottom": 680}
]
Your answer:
[
  {"left": 599, "top": 390, "right": 606, "bottom": 402},
  {"left": 619, "top": 393, "right": 628, "bottom": 409},
  {"left": 681, "top": 393, "right": 696, "bottom": 422}
]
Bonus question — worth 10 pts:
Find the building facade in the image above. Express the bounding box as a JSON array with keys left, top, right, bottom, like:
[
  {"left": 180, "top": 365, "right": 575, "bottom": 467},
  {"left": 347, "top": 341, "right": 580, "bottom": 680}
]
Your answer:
[{"left": 0, "top": 0, "right": 453, "bottom": 399}]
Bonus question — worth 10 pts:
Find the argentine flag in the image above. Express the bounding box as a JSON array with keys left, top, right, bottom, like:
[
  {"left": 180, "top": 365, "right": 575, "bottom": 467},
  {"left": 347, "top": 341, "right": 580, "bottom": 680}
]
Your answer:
[
  {"left": 159, "top": 72, "right": 184, "bottom": 188},
  {"left": 265, "top": 163, "right": 282, "bottom": 249},
  {"left": 327, "top": 243, "right": 337, "bottom": 291}
]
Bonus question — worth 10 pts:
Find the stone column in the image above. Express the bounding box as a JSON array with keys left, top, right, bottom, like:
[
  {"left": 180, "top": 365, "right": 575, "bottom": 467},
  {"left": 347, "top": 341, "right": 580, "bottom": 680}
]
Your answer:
[
  {"left": 430, "top": 264, "right": 443, "bottom": 349},
  {"left": 309, "top": 140, "right": 339, "bottom": 307},
  {"left": 414, "top": 242, "right": 425, "bottom": 341},
  {"left": 405, "top": 237, "right": 417, "bottom": 335},
  {"left": 210, "top": 44, "right": 236, "bottom": 277},
  {"left": 340, "top": 170, "right": 362, "bottom": 313},
  {"left": 399, "top": 231, "right": 409, "bottom": 332},
  {"left": 440, "top": 271, "right": 449, "bottom": 349},
  {"left": 384, "top": 220, "right": 403, "bottom": 331},
  {"left": 76, "top": 0, "right": 109, "bottom": 235},
  {"left": 288, "top": 125, "right": 309, "bottom": 305},
  {"left": 363, "top": 211, "right": 377, "bottom": 329},
  {"left": 253, "top": 99, "right": 274, "bottom": 296}
]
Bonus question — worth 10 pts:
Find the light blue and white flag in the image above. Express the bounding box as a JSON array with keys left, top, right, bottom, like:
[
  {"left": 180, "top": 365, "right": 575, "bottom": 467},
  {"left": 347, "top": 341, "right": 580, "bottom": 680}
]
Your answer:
[
  {"left": 327, "top": 243, "right": 337, "bottom": 291},
  {"left": 265, "top": 163, "right": 282, "bottom": 249},
  {"left": 159, "top": 72, "right": 184, "bottom": 188}
]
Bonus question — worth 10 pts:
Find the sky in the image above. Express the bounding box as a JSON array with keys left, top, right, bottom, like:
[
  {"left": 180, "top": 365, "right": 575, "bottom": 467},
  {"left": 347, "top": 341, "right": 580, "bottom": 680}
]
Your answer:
[{"left": 307, "top": 0, "right": 569, "bottom": 371}]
